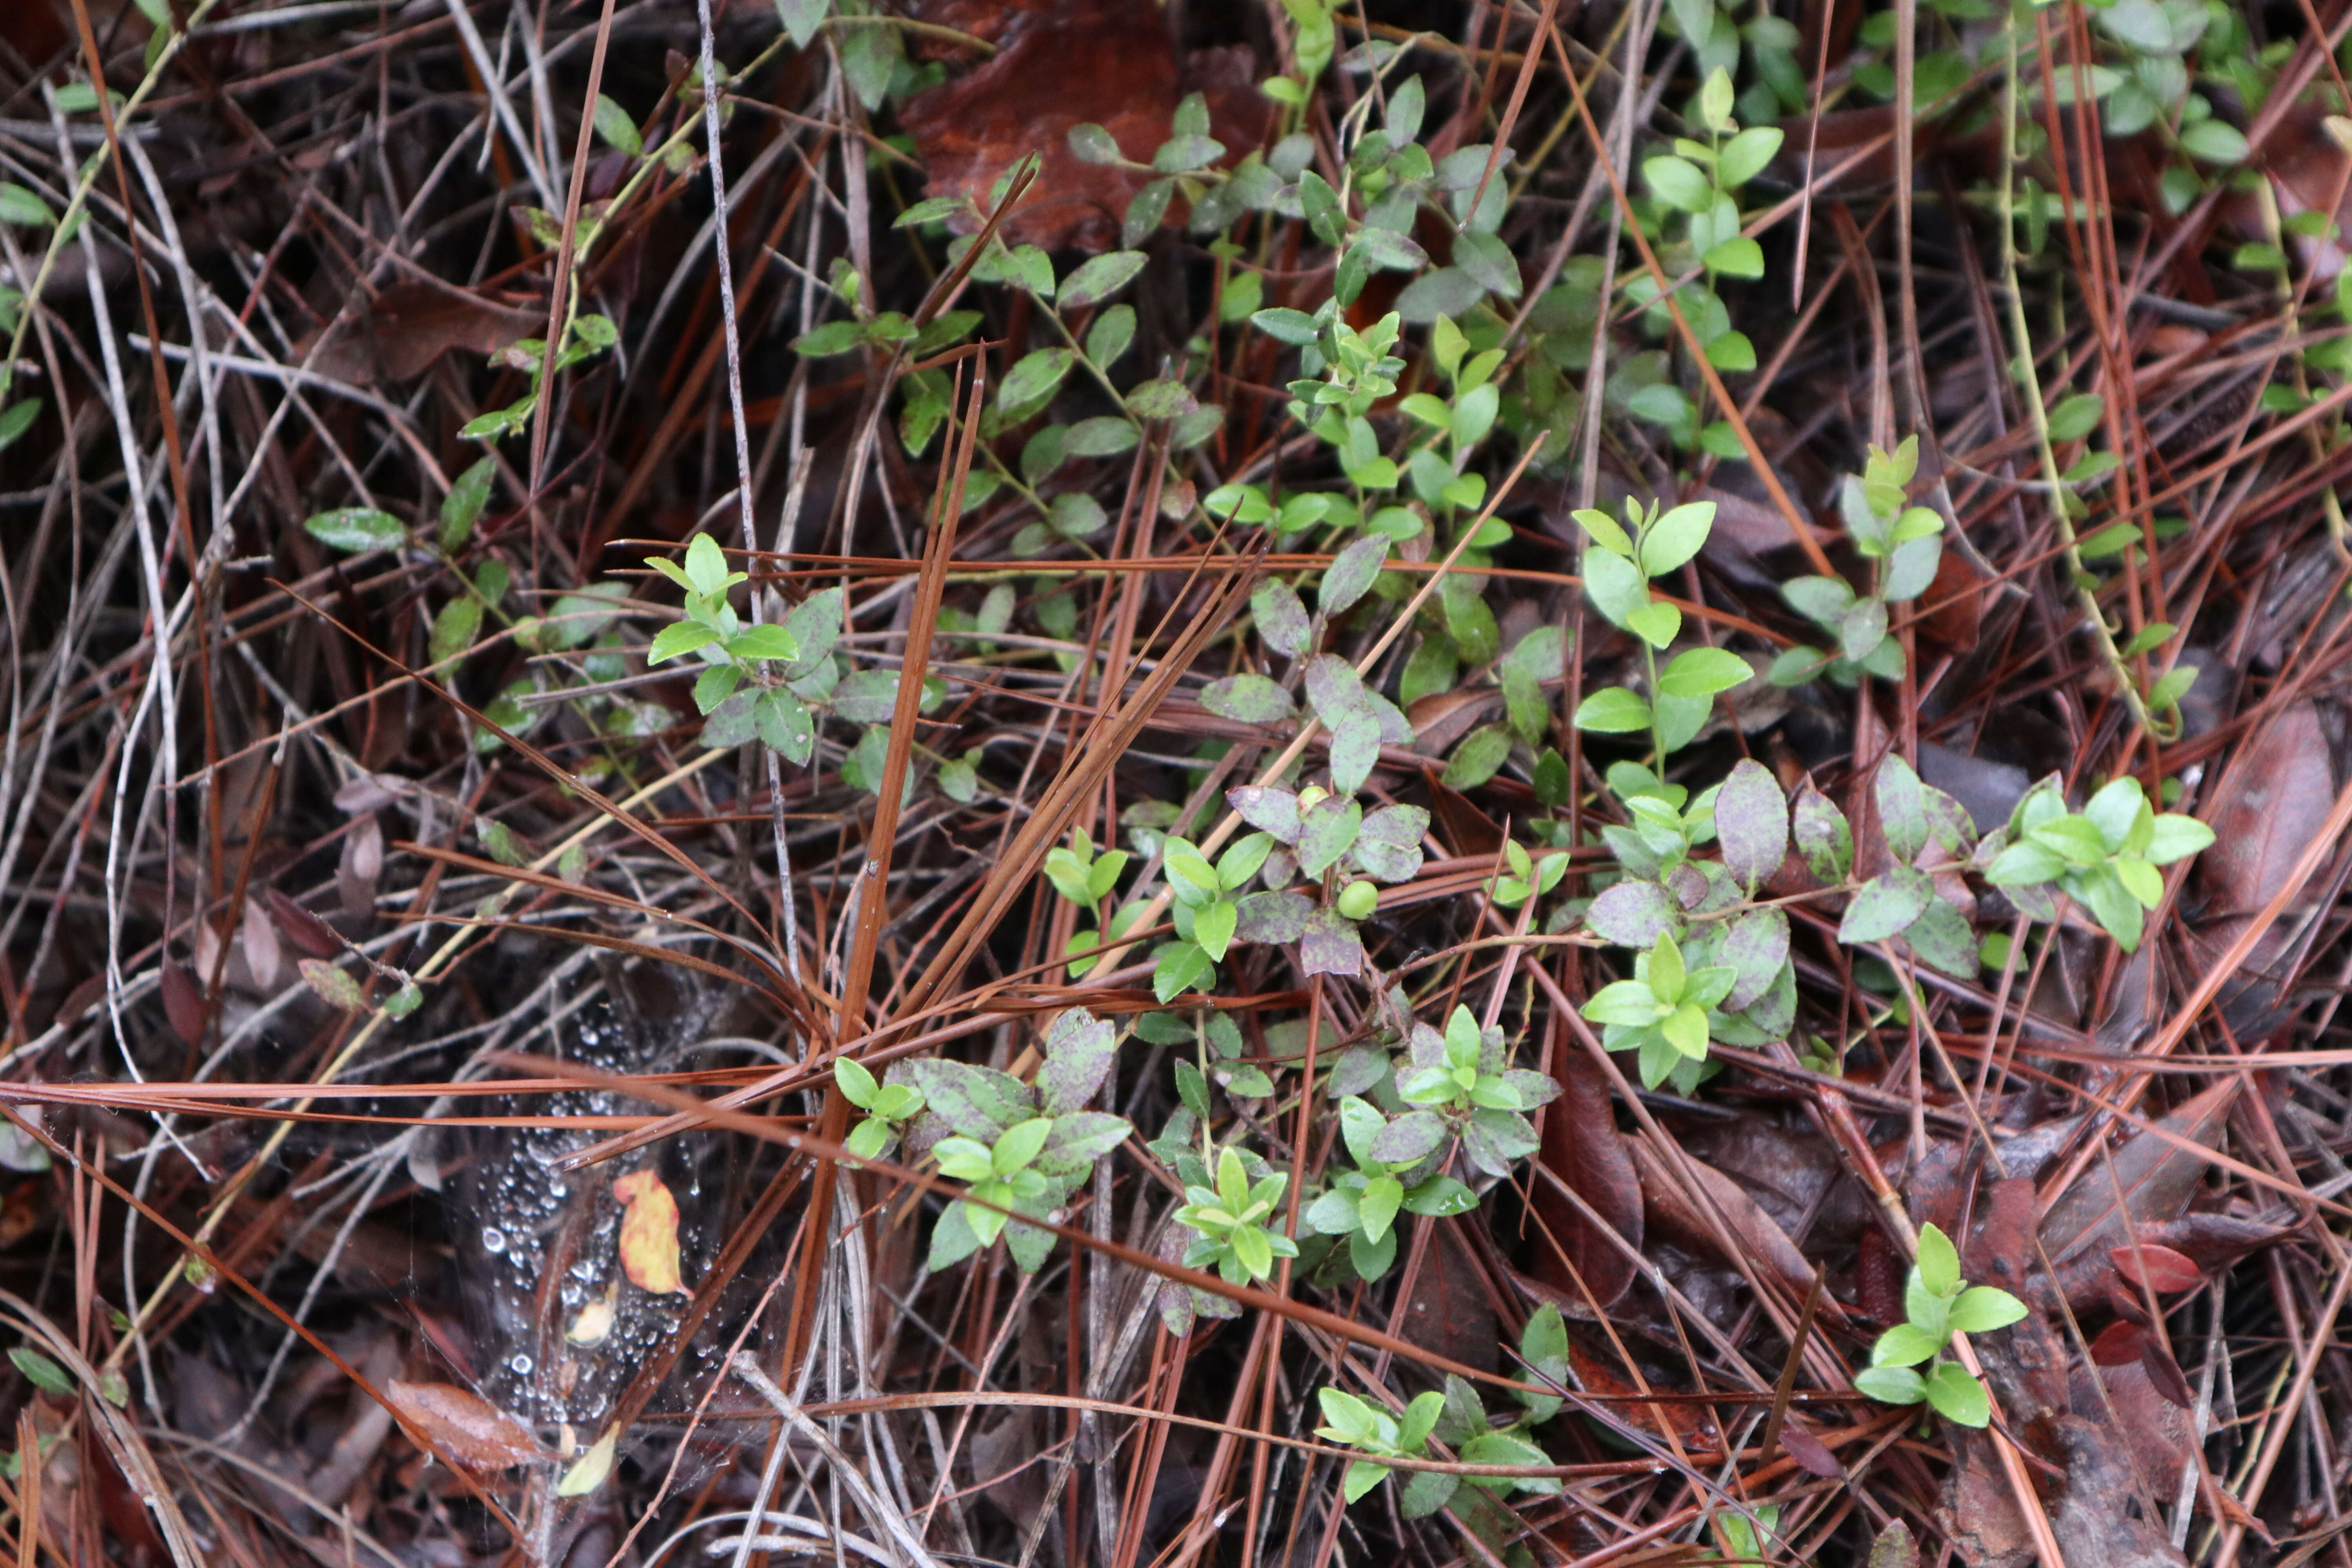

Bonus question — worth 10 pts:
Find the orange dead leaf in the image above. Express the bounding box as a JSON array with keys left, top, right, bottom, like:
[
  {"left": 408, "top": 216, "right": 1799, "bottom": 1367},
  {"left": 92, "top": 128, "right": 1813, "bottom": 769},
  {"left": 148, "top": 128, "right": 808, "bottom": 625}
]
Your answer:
[
  {"left": 612, "top": 1169, "right": 687, "bottom": 1296},
  {"left": 383, "top": 1379, "right": 544, "bottom": 1470}
]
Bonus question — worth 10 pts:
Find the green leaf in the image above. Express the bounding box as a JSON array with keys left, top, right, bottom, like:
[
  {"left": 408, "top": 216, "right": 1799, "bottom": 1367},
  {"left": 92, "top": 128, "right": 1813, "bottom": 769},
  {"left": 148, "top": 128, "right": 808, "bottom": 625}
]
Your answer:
[
  {"left": 1640, "top": 502, "right": 1716, "bottom": 576},
  {"left": 1584, "top": 548, "right": 1650, "bottom": 627},
  {"left": 9, "top": 1347, "right": 72, "bottom": 1397},
  {"left": 726, "top": 624, "right": 800, "bottom": 662},
  {"left": 0, "top": 185, "right": 56, "bottom": 229},
  {"left": 648, "top": 621, "right": 719, "bottom": 665},
  {"left": 1443, "top": 724, "right": 1513, "bottom": 790},
  {"left": 1916, "top": 1221, "right": 1961, "bottom": 1297},
  {"left": 1658, "top": 646, "right": 1750, "bottom": 699},
  {"left": 795, "top": 320, "right": 866, "bottom": 356},
  {"left": 1000, "top": 348, "right": 1078, "bottom": 412},
  {"left": 2143, "top": 813, "right": 2214, "bottom": 865},
  {"left": 438, "top": 456, "right": 496, "bottom": 550},
  {"left": 1947, "top": 1286, "right": 2027, "bottom": 1334},
  {"left": 2047, "top": 393, "right": 2105, "bottom": 443},
  {"left": 1153, "top": 941, "right": 1215, "bottom": 1002},
  {"left": 1573, "top": 687, "right": 1651, "bottom": 733},
  {"left": 1059, "top": 250, "right": 1149, "bottom": 309},
  {"left": 592, "top": 93, "right": 642, "bottom": 156},
  {"left": 1570, "top": 506, "right": 1633, "bottom": 558},
  {"left": 427, "top": 597, "right": 482, "bottom": 669},
  {"left": 1193, "top": 898, "right": 1237, "bottom": 962},
  {"left": 1252, "top": 307, "right": 1322, "bottom": 345},
  {"left": 303, "top": 508, "right": 407, "bottom": 554},
  {"left": 1853, "top": 1365, "right": 1926, "bottom": 1406},
  {"left": 0, "top": 399, "right": 39, "bottom": 452},
  {"left": 2178, "top": 118, "right": 2248, "bottom": 165},
  {"left": 1643, "top": 154, "right": 1713, "bottom": 214},
  {"left": 1924, "top": 1361, "right": 1991, "bottom": 1426},
  {"left": 1625, "top": 599, "right": 1681, "bottom": 650},
  {"left": 1068, "top": 122, "right": 1125, "bottom": 164},
  {"left": 1716, "top": 125, "right": 1784, "bottom": 186},
  {"left": 835, "top": 1057, "right": 879, "bottom": 1109}
]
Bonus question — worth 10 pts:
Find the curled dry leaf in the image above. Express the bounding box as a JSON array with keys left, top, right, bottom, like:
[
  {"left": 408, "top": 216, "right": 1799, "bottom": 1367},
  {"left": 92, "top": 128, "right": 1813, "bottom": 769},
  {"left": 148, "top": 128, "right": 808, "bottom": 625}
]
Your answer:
[
  {"left": 383, "top": 1379, "right": 543, "bottom": 1470},
  {"left": 340, "top": 814, "right": 383, "bottom": 920},
  {"left": 612, "top": 1169, "right": 688, "bottom": 1296},
  {"left": 240, "top": 898, "right": 281, "bottom": 993}
]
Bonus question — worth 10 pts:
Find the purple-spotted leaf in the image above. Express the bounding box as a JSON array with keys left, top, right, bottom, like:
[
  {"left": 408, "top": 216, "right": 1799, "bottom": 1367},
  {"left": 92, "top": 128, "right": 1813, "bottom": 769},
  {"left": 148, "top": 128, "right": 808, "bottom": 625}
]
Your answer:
[
  {"left": 1717, "top": 759, "right": 1789, "bottom": 888},
  {"left": 1329, "top": 708, "right": 1383, "bottom": 795},
  {"left": 1719, "top": 906, "right": 1789, "bottom": 1011},
  {"left": 1352, "top": 805, "right": 1428, "bottom": 884},
  {"left": 1793, "top": 780, "right": 1854, "bottom": 882},
  {"left": 1839, "top": 866, "right": 1933, "bottom": 944},
  {"left": 1368, "top": 1109, "right": 1446, "bottom": 1166},
  {"left": 1584, "top": 880, "right": 1677, "bottom": 947},
  {"left": 1299, "top": 905, "right": 1364, "bottom": 976},
  {"left": 1227, "top": 785, "right": 1303, "bottom": 843},
  {"left": 1252, "top": 581, "right": 1313, "bottom": 658},
  {"left": 1320, "top": 535, "right": 1390, "bottom": 617},
  {"left": 1297, "top": 795, "right": 1362, "bottom": 878},
  {"left": 1038, "top": 1007, "right": 1117, "bottom": 1114},
  {"left": 1875, "top": 754, "right": 1928, "bottom": 863},
  {"left": 1202, "top": 674, "right": 1296, "bottom": 726},
  {"left": 1233, "top": 890, "right": 1312, "bottom": 944}
]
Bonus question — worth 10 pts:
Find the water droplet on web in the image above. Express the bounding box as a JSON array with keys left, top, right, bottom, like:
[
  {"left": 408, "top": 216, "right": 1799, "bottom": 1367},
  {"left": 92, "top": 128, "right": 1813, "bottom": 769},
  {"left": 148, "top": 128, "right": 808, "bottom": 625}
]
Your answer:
[
  {"left": 510, "top": 1353, "right": 534, "bottom": 1376},
  {"left": 482, "top": 1228, "right": 506, "bottom": 1253}
]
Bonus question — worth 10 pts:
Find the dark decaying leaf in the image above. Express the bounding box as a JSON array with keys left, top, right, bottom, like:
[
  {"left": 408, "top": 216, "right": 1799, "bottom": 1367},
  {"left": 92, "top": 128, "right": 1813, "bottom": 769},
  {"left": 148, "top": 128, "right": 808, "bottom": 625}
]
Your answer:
[
  {"left": 897, "top": 7, "right": 1269, "bottom": 252},
  {"left": 1530, "top": 1043, "right": 1642, "bottom": 1309},
  {"left": 2038, "top": 1081, "right": 2238, "bottom": 1270}
]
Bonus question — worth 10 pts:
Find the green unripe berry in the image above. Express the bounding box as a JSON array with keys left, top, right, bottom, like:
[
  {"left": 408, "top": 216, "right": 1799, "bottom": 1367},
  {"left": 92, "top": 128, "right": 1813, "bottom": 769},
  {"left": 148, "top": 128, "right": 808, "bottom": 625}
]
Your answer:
[{"left": 1336, "top": 880, "right": 1378, "bottom": 920}]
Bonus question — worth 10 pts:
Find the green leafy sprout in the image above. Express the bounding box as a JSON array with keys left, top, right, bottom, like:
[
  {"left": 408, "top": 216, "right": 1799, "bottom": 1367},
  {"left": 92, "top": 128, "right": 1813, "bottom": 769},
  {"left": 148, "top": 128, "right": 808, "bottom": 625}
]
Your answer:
[{"left": 1853, "top": 1222, "right": 2027, "bottom": 1427}]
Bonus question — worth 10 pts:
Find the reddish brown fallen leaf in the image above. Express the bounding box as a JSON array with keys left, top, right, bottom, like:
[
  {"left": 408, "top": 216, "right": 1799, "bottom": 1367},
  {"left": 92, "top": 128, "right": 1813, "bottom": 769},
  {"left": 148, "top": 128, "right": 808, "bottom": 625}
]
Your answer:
[
  {"left": 2108, "top": 1242, "right": 2202, "bottom": 1294},
  {"left": 383, "top": 1379, "right": 544, "bottom": 1470},
  {"left": 1530, "top": 1040, "right": 1642, "bottom": 1310},
  {"left": 2138, "top": 1337, "right": 2195, "bottom": 1410},
  {"left": 303, "top": 281, "right": 543, "bottom": 385},
  {"left": 158, "top": 961, "right": 205, "bottom": 1046},
  {"left": 1779, "top": 1422, "right": 1844, "bottom": 1479},
  {"left": 2089, "top": 1319, "right": 2146, "bottom": 1367},
  {"left": 897, "top": 0, "right": 1269, "bottom": 252},
  {"left": 265, "top": 887, "right": 343, "bottom": 960},
  {"left": 613, "top": 1169, "right": 688, "bottom": 1296}
]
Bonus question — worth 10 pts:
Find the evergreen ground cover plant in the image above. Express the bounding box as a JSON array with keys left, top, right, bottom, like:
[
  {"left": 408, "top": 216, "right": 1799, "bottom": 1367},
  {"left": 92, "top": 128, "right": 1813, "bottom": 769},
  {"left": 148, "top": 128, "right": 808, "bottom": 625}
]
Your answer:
[{"left": 0, "top": 0, "right": 2342, "bottom": 1564}]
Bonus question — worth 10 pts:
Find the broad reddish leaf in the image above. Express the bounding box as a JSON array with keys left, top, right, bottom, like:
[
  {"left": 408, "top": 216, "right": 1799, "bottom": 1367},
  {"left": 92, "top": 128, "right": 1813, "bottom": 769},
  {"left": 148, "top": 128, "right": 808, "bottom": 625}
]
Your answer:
[
  {"left": 159, "top": 961, "right": 204, "bottom": 1046},
  {"left": 383, "top": 1379, "right": 544, "bottom": 1470},
  {"left": 2107, "top": 1241, "right": 2202, "bottom": 1294},
  {"left": 2089, "top": 1319, "right": 2147, "bottom": 1367},
  {"left": 265, "top": 887, "right": 342, "bottom": 960},
  {"left": 613, "top": 1170, "right": 688, "bottom": 1295},
  {"left": 1781, "top": 1422, "right": 1844, "bottom": 1479}
]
